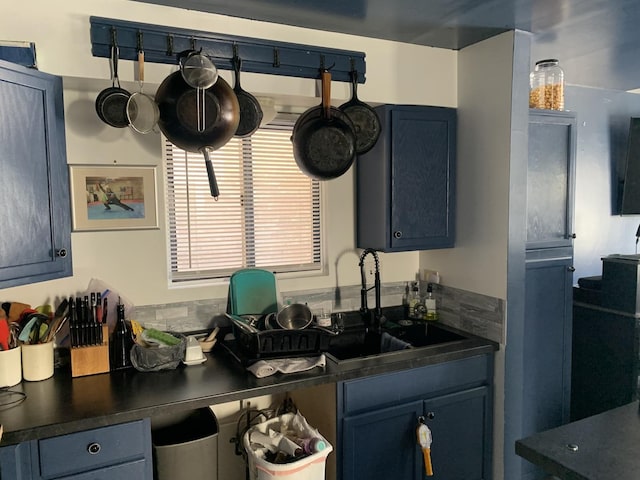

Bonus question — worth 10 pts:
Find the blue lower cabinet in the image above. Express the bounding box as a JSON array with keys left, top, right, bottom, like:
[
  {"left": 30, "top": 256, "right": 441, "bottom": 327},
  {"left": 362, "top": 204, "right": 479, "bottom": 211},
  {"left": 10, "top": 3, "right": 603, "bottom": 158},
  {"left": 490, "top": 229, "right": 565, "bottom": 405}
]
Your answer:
[
  {"left": 0, "top": 442, "right": 33, "bottom": 479},
  {"left": 423, "top": 387, "right": 491, "bottom": 480},
  {"left": 0, "top": 420, "right": 152, "bottom": 480},
  {"left": 342, "top": 400, "right": 424, "bottom": 480},
  {"left": 338, "top": 355, "right": 493, "bottom": 480}
]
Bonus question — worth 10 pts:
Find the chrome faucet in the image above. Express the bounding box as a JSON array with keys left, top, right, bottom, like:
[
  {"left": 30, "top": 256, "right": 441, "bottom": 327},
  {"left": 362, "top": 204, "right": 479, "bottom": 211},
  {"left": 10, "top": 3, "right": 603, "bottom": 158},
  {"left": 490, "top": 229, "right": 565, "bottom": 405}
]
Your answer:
[{"left": 359, "top": 248, "right": 385, "bottom": 332}]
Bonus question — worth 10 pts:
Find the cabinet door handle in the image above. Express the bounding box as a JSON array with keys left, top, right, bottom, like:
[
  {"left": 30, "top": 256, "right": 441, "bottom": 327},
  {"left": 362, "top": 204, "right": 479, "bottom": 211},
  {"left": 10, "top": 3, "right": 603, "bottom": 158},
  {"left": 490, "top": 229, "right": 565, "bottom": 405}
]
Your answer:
[
  {"left": 567, "top": 233, "right": 577, "bottom": 239},
  {"left": 568, "top": 266, "right": 576, "bottom": 272},
  {"left": 426, "top": 411, "right": 435, "bottom": 420},
  {"left": 55, "top": 248, "right": 68, "bottom": 258},
  {"left": 87, "top": 442, "right": 101, "bottom": 455},
  {"left": 393, "top": 231, "right": 403, "bottom": 239}
]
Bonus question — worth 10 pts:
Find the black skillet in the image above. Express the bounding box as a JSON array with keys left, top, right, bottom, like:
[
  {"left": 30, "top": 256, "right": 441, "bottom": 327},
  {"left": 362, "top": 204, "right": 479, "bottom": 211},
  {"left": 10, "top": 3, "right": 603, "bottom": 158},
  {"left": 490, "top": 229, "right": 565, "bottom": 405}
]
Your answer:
[
  {"left": 339, "top": 70, "right": 381, "bottom": 154},
  {"left": 232, "top": 55, "right": 263, "bottom": 137},
  {"left": 291, "top": 70, "right": 356, "bottom": 180},
  {"left": 155, "top": 68, "right": 239, "bottom": 199},
  {"left": 95, "top": 45, "right": 131, "bottom": 128}
]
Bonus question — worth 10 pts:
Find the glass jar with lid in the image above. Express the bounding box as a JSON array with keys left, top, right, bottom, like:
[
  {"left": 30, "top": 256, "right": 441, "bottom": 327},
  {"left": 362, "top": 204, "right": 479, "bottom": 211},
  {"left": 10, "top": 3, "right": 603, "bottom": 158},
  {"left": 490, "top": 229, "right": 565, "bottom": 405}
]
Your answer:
[{"left": 529, "top": 59, "right": 564, "bottom": 111}]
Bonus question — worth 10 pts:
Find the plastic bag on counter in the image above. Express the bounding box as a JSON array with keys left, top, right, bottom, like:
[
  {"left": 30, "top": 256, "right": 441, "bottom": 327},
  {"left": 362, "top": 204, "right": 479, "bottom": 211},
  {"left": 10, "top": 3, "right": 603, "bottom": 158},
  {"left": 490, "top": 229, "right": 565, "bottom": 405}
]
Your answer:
[{"left": 130, "top": 334, "right": 186, "bottom": 372}]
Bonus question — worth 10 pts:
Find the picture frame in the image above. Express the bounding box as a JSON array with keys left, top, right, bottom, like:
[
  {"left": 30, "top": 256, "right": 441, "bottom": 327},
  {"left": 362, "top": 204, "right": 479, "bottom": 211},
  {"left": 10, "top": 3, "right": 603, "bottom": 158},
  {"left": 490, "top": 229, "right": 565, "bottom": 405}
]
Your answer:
[{"left": 69, "top": 165, "right": 158, "bottom": 231}]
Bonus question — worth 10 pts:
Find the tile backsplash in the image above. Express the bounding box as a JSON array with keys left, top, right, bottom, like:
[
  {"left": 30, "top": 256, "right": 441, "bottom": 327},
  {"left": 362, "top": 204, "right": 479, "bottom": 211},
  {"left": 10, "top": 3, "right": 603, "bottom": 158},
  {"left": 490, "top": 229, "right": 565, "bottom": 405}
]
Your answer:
[{"left": 135, "top": 282, "right": 505, "bottom": 344}]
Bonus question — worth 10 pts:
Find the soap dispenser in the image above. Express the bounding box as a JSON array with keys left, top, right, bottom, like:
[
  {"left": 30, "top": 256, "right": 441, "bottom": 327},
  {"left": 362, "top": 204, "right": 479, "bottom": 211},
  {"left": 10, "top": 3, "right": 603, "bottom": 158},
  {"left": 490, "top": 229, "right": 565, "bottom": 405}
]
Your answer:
[{"left": 425, "top": 284, "right": 439, "bottom": 321}]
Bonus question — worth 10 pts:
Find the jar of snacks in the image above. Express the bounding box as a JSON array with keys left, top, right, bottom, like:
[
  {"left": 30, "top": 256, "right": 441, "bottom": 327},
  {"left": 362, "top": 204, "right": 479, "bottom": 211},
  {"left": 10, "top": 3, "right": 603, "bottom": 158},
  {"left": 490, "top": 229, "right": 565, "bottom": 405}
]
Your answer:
[{"left": 529, "top": 59, "right": 564, "bottom": 110}]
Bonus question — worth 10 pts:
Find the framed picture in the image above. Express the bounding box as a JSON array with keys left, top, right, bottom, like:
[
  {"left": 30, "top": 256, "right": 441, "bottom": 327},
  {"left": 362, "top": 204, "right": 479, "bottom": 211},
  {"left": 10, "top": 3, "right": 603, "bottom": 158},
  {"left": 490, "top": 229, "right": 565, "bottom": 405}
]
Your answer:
[{"left": 69, "top": 165, "right": 158, "bottom": 231}]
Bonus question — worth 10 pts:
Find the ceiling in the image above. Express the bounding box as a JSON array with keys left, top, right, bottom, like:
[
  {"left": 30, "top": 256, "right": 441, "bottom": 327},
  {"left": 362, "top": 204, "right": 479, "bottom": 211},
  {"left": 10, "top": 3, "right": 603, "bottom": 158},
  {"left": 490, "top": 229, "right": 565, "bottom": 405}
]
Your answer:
[{"left": 134, "top": 0, "right": 640, "bottom": 92}]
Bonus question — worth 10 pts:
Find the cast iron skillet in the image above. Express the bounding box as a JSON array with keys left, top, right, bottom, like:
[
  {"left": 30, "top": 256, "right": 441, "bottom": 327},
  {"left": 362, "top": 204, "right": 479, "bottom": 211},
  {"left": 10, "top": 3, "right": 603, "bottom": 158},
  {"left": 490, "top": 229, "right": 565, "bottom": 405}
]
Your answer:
[
  {"left": 232, "top": 55, "right": 263, "bottom": 137},
  {"left": 155, "top": 69, "right": 239, "bottom": 199},
  {"left": 339, "top": 70, "right": 381, "bottom": 154},
  {"left": 95, "top": 45, "right": 131, "bottom": 128},
  {"left": 291, "top": 70, "right": 356, "bottom": 180}
]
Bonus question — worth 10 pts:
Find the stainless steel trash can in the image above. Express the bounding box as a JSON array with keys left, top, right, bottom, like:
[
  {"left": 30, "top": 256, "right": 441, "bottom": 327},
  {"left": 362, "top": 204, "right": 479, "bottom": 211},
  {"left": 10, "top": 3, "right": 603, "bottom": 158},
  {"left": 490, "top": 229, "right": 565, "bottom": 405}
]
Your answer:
[{"left": 152, "top": 407, "right": 218, "bottom": 480}]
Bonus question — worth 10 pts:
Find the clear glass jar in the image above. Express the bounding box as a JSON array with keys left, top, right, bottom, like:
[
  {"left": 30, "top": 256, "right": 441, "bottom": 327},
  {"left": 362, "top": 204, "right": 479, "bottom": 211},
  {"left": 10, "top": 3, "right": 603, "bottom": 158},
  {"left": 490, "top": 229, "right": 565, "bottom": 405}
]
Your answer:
[{"left": 529, "top": 59, "right": 564, "bottom": 111}]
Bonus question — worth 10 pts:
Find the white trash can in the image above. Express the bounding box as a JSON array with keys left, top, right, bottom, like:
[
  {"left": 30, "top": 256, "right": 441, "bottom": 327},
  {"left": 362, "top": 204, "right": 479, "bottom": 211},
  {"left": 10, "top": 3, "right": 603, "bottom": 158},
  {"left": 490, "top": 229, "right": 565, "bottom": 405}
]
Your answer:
[{"left": 243, "top": 412, "right": 332, "bottom": 480}]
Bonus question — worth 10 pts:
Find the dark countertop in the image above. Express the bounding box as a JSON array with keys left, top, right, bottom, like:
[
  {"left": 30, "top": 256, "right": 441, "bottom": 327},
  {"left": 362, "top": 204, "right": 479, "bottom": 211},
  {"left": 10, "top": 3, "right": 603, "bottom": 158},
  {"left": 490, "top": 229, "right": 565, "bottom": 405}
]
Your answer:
[
  {"left": 516, "top": 401, "right": 640, "bottom": 480},
  {"left": 0, "top": 324, "right": 496, "bottom": 447}
]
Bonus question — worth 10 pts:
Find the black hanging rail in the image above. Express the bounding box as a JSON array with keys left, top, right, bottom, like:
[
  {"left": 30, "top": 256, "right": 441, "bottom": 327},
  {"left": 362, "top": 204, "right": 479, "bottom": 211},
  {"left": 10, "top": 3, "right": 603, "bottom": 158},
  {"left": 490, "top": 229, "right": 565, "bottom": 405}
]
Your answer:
[{"left": 90, "top": 17, "right": 367, "bottom": 83}]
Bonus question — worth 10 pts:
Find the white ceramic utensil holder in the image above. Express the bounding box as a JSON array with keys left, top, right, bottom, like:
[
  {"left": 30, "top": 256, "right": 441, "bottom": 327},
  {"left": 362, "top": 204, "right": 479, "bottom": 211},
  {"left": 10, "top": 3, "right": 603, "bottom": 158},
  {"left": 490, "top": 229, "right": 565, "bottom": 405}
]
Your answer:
[
  {"left": 21, "top": 341, "right": 54, "bottom": 381},
  {"left": 0, "top": 346, "right": 22, "bottom": 387}
]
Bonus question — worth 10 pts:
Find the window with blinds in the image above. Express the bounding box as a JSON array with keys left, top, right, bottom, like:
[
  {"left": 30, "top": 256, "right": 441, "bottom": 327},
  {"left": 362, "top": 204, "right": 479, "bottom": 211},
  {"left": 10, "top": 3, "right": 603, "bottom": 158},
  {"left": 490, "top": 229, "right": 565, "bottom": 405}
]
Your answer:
[{"left": 165, "top": 116, "right": 322, "bottom": 282}]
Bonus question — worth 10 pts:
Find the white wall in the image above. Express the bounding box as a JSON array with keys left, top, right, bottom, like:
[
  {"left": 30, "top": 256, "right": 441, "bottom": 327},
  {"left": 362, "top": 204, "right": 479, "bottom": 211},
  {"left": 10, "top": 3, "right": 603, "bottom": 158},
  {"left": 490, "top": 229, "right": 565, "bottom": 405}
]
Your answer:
[
  {"left": 419, "top": 32, "right": 513, "bottom": 301},
  {"left": 438, "top": 31, "right": 517, "bottom": 480},
  {"left": 0, "top": 0, "right": 458, "bottom": 307}
]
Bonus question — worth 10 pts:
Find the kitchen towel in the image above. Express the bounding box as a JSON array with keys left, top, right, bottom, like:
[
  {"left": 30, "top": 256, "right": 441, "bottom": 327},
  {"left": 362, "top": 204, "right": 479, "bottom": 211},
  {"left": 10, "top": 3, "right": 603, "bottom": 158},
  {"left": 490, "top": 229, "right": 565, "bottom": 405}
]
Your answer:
[
  {"left": 380, "top": 332, "right": 412, "bottom": 352},
  {"left": 247, "top": 354, "right": 326, "bottom": 378}
]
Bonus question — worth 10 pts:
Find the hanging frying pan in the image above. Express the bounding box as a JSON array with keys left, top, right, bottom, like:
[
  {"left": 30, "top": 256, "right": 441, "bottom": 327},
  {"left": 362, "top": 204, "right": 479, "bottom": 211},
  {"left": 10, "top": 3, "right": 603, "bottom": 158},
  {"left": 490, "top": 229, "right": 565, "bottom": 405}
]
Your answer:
[
  {"left": 95, "top": 44, "right": 131, "bottom": 128},
  {"left": 291, "top": 70, "right": 356, "bottom": 180},
  {"left": 232, "top": 54, "right": 263, "bottom": 137},
  {"left": 155, "top": 67, "right": 239, "bottom": 199},
  {"left": 339, "top": 70, "right": 381, "bottom": 154}
]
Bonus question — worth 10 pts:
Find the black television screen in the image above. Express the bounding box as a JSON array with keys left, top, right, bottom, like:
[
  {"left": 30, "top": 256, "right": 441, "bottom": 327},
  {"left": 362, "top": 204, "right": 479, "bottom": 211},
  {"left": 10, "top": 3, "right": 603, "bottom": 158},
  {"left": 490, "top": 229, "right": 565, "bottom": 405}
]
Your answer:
[{"left": 621, "top": 117, "right": 640, "bottom": 215}]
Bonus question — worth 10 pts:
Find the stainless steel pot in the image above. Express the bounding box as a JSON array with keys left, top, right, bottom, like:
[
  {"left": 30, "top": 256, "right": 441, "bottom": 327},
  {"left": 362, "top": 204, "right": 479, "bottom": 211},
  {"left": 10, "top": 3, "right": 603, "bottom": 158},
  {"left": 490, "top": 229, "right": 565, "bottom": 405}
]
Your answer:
[{"left": 276, "top": 303, "right": 313, "bottom": 330}]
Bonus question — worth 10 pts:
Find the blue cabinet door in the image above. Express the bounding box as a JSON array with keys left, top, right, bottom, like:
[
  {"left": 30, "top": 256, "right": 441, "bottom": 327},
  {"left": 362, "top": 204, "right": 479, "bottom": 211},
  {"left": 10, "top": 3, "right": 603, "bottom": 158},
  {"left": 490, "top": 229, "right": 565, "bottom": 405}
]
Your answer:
[
  {"left": 0, "top": 59, "right": 72, "bottom": 288},
  {"left": 423, "top": 387, "right": 491, "bottom": 480},
  {"left": 527, "top": 111, "right": 577, "bottom": 249},
  {"left": 0, "top": 442, "right": 33, "bottom": 479},
  {"left": 356, "top": 105, "right": 456, "bottom": 252},
  {"left": 342, "top": 400, "right": 423, "bottom": 480},
  {"left": 522, "top": 253, "right": 573, "bottom": 480}
]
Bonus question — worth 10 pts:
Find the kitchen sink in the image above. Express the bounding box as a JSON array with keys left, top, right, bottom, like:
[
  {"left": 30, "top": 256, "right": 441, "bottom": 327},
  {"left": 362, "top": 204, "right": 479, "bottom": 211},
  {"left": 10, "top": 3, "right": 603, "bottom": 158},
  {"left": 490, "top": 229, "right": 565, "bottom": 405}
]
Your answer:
[{"left": 325, "top": 320, "right": 467, "bottom": 364}]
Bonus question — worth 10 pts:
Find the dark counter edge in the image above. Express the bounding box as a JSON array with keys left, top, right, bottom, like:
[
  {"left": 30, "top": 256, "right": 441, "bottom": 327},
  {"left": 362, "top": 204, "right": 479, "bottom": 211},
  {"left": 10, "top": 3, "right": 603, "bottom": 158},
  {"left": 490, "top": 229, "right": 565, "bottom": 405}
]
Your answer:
[{"left": 0, "top": 329, "right": 497, "bottom": 446}]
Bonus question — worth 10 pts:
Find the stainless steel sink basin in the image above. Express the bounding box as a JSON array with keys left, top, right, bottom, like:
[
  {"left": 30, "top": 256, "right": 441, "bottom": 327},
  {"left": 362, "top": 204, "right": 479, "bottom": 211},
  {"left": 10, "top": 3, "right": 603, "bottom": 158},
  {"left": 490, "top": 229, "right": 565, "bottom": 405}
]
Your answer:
[{"left": 325, "top": 321, "right": 467, "bottom": 364}]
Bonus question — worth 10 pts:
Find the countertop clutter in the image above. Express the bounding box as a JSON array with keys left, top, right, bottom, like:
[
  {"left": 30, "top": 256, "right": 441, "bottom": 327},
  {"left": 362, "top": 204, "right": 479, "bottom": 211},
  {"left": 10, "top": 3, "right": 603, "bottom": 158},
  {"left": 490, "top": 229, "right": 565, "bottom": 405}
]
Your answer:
[
  {"left": 516, "top": 401, "right": 640, "bottom": 480},
  {"left": 0, "top": 320, "right": 496, "bottom": 446}
]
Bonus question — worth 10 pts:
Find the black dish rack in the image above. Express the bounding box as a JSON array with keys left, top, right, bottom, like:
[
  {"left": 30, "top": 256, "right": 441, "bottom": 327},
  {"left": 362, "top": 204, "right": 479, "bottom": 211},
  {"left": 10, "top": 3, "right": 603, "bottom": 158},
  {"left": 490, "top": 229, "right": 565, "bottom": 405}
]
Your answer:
[{"left": 226, "top": 314, "right": 334, "bottom": 361}]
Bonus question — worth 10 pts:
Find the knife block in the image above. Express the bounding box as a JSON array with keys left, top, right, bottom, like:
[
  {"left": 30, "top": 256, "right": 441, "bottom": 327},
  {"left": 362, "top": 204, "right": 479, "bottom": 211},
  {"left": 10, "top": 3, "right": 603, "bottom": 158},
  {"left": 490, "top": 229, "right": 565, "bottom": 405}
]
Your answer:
[{"left": 70, "top": 325, "right": 110, "bottom": 377}]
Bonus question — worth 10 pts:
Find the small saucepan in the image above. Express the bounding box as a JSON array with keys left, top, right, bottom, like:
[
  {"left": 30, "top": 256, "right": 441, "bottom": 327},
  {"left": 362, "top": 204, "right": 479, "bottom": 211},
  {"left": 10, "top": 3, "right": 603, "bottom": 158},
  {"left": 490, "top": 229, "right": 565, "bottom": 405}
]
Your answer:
[
  {"left": 276, "top": 303, "right": 313, "bottom": 330},
  {"left": 95, "top": 44, "right": 131, "bottom": 128}
]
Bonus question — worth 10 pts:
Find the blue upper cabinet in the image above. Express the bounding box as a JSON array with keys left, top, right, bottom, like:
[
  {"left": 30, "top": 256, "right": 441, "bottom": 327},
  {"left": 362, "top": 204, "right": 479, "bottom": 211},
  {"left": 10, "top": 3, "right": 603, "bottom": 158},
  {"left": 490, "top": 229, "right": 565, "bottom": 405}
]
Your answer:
[
  {"left": 527, "top": 110, "right": 577, "bottom": 250},
  {"left": 356, "top": 105, "right": 456, "bottom": 252},
  {"left": 0, "top": 59, "right": 72, "bottom": 288}
]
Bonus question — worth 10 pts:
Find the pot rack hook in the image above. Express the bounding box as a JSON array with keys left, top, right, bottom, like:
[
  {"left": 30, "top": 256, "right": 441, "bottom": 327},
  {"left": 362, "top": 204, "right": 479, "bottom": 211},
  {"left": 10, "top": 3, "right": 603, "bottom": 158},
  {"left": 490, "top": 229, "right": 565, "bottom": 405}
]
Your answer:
[
  {"left": 136, "top": 30, "right": 143, "bottom": 52},
  {"left": 110, "top": 27, "right": 117, "bottom": 48},
  {"left": 319, "top": 54, "right": 335, "bottom": 72},
  {"left": 273, "top": 47, "right": 280, "bottom": 68},
  {"left": 166, "top": 34, "right": 174, "bottom": 57},
  {"left": 232, "top": 43, "right": 242, "bottom": 71}
]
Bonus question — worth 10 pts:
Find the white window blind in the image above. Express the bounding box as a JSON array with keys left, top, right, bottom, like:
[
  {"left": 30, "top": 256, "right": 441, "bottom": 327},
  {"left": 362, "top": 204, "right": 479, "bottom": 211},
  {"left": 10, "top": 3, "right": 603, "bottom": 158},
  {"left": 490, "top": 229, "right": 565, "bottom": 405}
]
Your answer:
[{"left": 165, "top": 116, "right": 322, "bottom": 282}]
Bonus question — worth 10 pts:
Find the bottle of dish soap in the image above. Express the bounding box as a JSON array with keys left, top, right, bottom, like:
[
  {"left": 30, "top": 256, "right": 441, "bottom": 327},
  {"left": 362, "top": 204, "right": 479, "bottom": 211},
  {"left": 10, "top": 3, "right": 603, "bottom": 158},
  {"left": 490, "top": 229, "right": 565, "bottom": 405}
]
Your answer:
[
  {"left": 424, "top": 284, "right": 439, "bottom": 321},
  {"left": 409, "top": 282, "right": 421, "bottom": 319}
]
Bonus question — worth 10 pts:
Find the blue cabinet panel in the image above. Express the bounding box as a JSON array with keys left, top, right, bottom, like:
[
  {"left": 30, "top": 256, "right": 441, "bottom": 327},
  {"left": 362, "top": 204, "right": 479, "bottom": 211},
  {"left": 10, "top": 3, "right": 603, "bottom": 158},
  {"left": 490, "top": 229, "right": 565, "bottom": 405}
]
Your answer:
[
  {"left": 342, "top": 400, "right": 423, "bottom": 480},
  {"left": 527, "top": 111, "right": 577, "bottom": 249},
  {"left": 357, "top": 105, "right": 456, "bottom": 252},
  {"left": 0, "top": 59, "right": 72, "bottom": 288},
  {"left": 38, "top": 420, "right": 150, "bottom": 479},
  {"left": 424, "top": 387, "right": 490, "bottom": 480},
  {"left": 338, "top": 354, "right": 493, "bottom": 480}
]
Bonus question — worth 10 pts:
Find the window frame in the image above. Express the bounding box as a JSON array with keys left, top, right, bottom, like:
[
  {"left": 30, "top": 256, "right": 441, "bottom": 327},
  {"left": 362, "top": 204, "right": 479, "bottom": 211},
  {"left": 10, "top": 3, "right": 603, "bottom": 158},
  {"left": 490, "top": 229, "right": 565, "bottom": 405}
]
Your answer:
[{"left": 163, "top": 115, "right": 326, "bottom": 284}]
